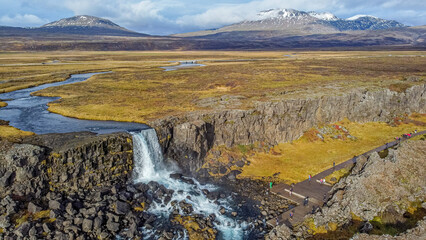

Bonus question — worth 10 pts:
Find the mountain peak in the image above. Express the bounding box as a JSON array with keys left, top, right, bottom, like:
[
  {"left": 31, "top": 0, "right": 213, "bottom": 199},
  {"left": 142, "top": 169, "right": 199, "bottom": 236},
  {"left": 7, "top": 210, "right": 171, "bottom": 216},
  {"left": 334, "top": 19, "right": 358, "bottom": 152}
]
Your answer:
[
  {"left": 38, "top": 15, "right": 147, "bottom": 36},
  {"left": 42, "top": 15, "right": 124, "bottom": 30},
  {"left": 346, "top": 15, "right": 378, "bottom": 21},
  {"left": 254, "top": 9, "right": 339, "bottom": 21},
  {"left": 308, "top": 11, "right": 339, "bottom": 21},
  {"left": 255, "top": 9, "right": 309, "bottom": 20}
]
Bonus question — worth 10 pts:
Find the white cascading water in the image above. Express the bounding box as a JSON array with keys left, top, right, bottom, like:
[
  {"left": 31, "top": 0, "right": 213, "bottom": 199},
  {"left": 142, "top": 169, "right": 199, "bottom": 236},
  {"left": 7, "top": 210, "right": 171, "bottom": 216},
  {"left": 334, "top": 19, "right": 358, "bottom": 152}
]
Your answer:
[{"left": 131, "top": 129, "right": 248, "bottom": 240}]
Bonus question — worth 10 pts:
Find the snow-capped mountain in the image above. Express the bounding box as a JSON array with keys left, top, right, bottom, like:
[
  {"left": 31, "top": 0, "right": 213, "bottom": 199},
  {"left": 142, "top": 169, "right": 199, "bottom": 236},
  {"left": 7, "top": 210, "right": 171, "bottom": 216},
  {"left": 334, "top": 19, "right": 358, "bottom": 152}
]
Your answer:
[
  {"left": 42, "top": 15, "right": 124, "bottom": 30},
  {"left": 39, "top": 15, "right": 147, "bottom": 36},
  {"left": 330, "top": 15, "right": 405, "bottom": 31},
  {"left": 177, "top": 8, "right": 405, "bottom": 38},
  {"left": 254, "top": 9, "right": 339, "bottom": 21}
]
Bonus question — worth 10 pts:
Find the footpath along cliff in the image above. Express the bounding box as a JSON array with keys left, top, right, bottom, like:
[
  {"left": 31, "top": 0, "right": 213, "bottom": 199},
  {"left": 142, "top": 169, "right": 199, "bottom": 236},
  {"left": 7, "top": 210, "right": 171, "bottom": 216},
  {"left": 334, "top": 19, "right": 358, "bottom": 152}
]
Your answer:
[{"left": 266, "top": 140, "right": 426, "bottom": 239}]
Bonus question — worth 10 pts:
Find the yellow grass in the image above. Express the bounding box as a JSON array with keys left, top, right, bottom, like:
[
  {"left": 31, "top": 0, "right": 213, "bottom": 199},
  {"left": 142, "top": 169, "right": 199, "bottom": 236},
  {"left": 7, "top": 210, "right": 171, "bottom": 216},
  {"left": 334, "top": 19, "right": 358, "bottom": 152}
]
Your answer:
[
  {"left": 240, "top": 117, "right": 426, "bottom": 183},
  {"left": 0, "top": 51, "right": 424, "bottom": 123},
  {"left": 0, "top": 125, "right": 34, "bottom": 140}
]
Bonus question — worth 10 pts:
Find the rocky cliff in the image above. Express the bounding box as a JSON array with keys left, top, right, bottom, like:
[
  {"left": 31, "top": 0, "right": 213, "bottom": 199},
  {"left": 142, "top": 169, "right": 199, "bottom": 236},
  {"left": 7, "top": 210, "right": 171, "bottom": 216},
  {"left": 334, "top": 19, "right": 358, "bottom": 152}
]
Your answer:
[
  {"left": 0, "top": 133, "right": 148, "bottom": 239},
  {"left": 151, "top": 84, "right": 426, "bottom": 173},
  {"left": 0, "top": 132, "right": 134, "bottom": 198},
  {"left": 266, "top": 139, "right": 426, "bottom": 239}
]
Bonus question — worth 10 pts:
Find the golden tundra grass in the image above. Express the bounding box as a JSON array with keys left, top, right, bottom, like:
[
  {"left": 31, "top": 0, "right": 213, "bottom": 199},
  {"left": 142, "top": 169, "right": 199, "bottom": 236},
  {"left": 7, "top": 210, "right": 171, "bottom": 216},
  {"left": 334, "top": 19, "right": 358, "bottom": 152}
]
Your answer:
[
  {"left": 0, "top": 125, "right": 34, "bottom": 141},
  {"left": 240, "top": 116, "right": 426, "bottom": 183},
  {"left": 2, "top": 51, "right": 420, "bottom": 123}
]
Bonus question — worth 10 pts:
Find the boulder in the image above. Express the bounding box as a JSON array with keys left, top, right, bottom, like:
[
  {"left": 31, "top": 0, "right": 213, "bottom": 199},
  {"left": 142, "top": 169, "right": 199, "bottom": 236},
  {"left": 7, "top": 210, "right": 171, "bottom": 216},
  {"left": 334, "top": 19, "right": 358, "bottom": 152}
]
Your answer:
[
  {"left": 106, "top": 221, "right": 120, "bottom": 233},
  {"left": 82, "top": 219, "right": 93, "bottom": 233},
  {"left": 115, "top": 201, "right": 130, "bottom": 215},
  {"left": 49, "top": 200, "right": 61, "bottom": 210},
  {"left": 27, "top": 202, "right": 42, "bottom": 214},
  {"left": 14, "top": 222, "right": 31, "bottom": 237}
]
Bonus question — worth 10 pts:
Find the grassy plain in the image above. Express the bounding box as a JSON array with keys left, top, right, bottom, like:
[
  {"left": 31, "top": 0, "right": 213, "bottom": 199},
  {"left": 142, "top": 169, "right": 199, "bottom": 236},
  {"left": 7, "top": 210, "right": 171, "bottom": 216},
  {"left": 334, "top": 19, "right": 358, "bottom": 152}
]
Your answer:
[
  {"left": 0, "top": 51, "right": 425, "bottom": 182},
  {"left": 0, "top": 51, "right": 424, "bottom": 122},
  {"left": 0, "top": 125, "right": 34, "bottom": 141}
]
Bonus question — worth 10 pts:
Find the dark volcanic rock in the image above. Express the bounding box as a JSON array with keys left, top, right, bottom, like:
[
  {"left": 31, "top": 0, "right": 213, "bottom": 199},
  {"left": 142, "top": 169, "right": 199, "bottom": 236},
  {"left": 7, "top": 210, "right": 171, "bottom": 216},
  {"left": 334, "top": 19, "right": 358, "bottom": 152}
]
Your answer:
[
  {"left": 152, "top": 84, "right": 425, "bottom": 174},
  {"left": 115, "top": 200, "right": 130, "bottom": 215}
]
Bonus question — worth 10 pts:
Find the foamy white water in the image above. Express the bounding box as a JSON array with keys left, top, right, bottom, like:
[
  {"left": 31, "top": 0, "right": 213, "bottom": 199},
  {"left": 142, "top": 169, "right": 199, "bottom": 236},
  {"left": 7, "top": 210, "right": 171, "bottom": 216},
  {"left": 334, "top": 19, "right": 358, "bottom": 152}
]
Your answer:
[{"left": 131, "top": 129, "right": 248, "bottom": 240}]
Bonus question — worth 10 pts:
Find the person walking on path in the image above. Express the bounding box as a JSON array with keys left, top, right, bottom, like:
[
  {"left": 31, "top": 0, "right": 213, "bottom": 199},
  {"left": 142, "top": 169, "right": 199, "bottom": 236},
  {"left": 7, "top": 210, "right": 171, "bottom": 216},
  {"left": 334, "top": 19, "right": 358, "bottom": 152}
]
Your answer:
[
  {"left": 290, "top": 211, "right": 294, "bottom": 220},
  {"left": 352, "top": 155, "right": 357, "bottom": 164},
  {"left": 304, "top": 196, "right": 309, "bottom": 206},
  {"left": 333, "top": 161, "right": 336, "bottom": 170},
  {"left": 308, "top": 174, "right": 312, "bottom": 183},
  {"left": 270, "top": 181, "right": 273, "bottom": 190}
]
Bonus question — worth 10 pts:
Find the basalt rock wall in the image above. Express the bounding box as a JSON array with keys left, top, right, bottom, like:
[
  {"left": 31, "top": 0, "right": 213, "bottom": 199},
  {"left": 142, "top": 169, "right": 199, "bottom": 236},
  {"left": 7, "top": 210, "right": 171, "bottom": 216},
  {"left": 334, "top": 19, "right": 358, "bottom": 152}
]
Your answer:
[
  {"left": 151, "top": 84, "right": 426, "bottom": 173},
  {"left": 0, "top": 132, "right": 134, "bottom": 198},
  {"left": 45, "top": 133, "right": 134, "bottom": 193}
]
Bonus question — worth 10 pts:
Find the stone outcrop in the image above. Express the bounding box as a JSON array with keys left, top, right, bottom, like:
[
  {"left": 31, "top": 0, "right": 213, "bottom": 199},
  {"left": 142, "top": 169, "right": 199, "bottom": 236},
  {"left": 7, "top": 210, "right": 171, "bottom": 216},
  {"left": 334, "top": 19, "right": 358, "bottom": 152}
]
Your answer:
[
  {"left": 0, "top": 133, "right": 148, "bottom": 239},
  {"left": 312, "top": 141, "right": 425, "bottom": 227},
  {"left": 266, "top": 140, "right": 426, "bottom": 239},
  {"left": 351, "top": 217, "right": 426, "bottom": 240},
  {"left": 42, "top": 133, "right": 134, "bottom": 192},
  {"left": 151, "top": 84, "right": 426, "bottom": 173},
  {"left": 0, "top": 144, "right": 48, "bottom": 199}
]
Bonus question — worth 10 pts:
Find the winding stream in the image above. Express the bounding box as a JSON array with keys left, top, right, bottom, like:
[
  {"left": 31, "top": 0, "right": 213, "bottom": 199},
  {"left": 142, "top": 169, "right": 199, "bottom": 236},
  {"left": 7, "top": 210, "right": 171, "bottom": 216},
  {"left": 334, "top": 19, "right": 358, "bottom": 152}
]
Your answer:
[
  {"left": 0, "top": 65, "right": 259, "bottom": 239},
  {"left": 161, "top": 61, "right": 205, "bottom": 71},
  {"left": 0, "top": 72, "right": 148, "bottom": 134}
]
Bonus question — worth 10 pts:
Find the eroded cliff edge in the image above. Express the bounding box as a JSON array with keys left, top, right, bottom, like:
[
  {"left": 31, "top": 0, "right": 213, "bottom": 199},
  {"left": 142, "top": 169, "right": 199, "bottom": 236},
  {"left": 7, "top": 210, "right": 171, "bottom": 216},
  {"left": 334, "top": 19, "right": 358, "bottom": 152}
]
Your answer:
[
  {"left": 150, "top": 84, "right": 425, "bottom": 173},
  {"left": 266, "top": 140, "right": 426, "bottom": 240}
]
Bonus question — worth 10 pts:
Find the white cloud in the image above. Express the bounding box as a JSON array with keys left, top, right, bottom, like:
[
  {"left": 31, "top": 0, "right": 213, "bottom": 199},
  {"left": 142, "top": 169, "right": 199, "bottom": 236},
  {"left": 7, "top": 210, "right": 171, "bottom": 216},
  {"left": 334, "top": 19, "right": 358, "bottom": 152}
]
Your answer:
[
  {"left": 0, "top": 0, "right": 424, "bottom": 34},
  {"left": 0, "top": 14, "right": 47, "bottom": 27},
  {"left": 175, "top": 0, "right": 339, "bottom": 29}
]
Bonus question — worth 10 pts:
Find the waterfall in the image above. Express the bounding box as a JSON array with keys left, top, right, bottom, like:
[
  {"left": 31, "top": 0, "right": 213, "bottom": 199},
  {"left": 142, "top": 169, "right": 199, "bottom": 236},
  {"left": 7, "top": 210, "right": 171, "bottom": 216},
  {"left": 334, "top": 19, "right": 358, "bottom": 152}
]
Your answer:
[
  {"left": 131, "top": 129, "right": 250, "bottom": 240},
  {"left": 132, "top": 128, "right": 166, "bottom": 181}
]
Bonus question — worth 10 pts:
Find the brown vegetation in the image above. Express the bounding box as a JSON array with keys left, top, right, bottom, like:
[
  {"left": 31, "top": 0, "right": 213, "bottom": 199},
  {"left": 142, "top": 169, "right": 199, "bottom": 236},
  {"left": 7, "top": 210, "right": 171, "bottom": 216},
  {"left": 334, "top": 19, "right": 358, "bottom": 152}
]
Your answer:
[{"left": 1, "top": 51, "right": 422, "bottom": 123}]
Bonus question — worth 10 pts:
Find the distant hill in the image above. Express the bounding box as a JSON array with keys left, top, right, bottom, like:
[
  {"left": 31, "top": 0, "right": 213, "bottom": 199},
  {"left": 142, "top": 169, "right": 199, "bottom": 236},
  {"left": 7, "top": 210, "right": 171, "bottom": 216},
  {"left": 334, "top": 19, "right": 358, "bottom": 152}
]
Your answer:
[
  {"left": 0, "top": 13, "right": 424, "bottom": 51},
  {"left": 176, "top": 8, "right": 406, "bottom": 38},
  {"left": 0, "top": 15, "right": 148, "bottom": 37}
]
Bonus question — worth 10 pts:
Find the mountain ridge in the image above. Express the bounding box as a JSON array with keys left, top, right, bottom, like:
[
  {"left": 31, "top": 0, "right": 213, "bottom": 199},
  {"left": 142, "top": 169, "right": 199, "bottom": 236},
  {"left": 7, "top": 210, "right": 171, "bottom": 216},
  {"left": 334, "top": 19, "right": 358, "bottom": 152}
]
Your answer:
[
  {"left": 176, "top": 8, "right": 406, "bottom": 38},
  {"left": 0, "top": 15, "right": 148, "bottom": 37}
]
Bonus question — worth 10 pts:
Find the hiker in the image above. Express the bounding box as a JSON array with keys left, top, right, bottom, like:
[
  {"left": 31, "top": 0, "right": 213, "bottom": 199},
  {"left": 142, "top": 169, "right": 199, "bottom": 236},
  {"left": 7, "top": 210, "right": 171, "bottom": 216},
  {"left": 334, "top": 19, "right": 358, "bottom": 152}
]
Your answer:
[
  {"left": 311, "top": 206, "right": 316, "bottom": 214},
  {"left": 270, "top": 181, "right": 273, "bottom": 190},
  {"left": 415, "top": 129, "right": 417, "bottom": 134},
  {"left": 304, "top": 196, "right": 309, "bottom": 206},
  {"left": 308, "top": 174, "right": 312, "bottom": 183},
  {"left": 290, "top": 211, "right": 294, "bottom": 220},
  {"left": 333, "top": 161, "right": 336, "bottom": 170},
  {"left": 352, "top": 155, "right": 357, "bottom": 164},
  {"left": 276, "top": 217, "right": 279, "bottom": 226},
  {"left": 289, "top": 186, "right": 293, "bottom": 196}
]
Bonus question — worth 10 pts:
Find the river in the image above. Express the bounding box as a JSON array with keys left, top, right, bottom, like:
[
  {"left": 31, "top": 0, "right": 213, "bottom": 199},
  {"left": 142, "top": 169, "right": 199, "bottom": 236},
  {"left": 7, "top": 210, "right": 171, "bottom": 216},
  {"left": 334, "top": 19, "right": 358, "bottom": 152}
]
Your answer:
[{"left": 0, "top": 72, "right": 148, "bottom": 134}]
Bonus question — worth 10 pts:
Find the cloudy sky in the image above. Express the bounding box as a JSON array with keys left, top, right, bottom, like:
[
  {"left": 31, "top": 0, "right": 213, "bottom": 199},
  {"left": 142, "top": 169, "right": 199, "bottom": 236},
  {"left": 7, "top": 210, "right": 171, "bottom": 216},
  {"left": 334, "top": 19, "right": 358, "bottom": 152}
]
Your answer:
[{"left": 1, "top": 0, "right": 425, "bottom": 35}]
